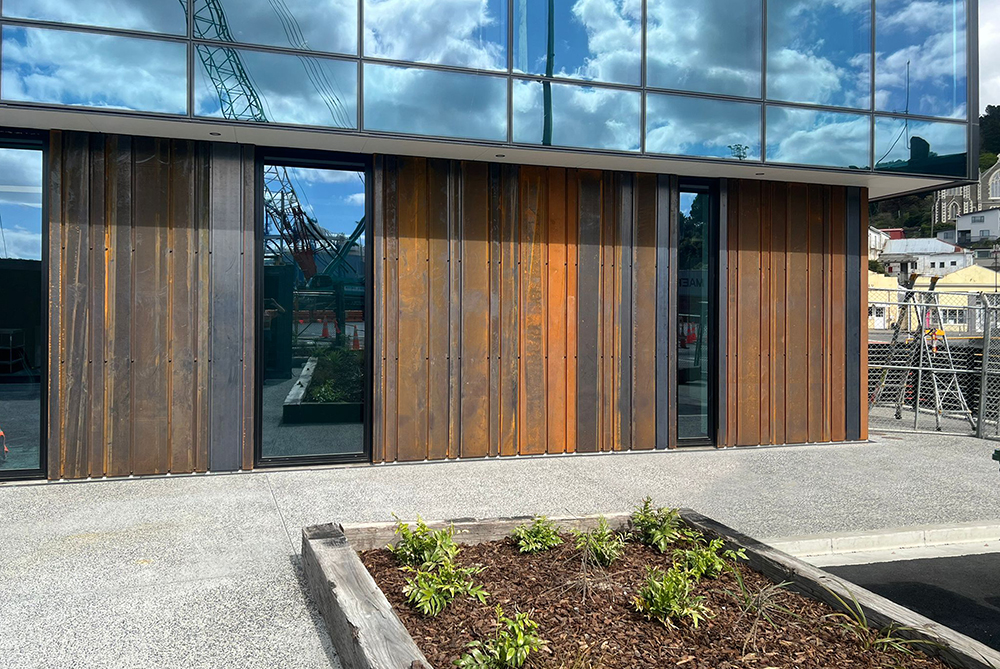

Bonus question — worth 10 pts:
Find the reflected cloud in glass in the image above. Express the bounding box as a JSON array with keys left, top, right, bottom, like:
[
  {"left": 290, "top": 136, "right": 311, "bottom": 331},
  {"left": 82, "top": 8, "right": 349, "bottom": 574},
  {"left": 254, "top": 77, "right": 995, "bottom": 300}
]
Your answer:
[
  {"left": 0, "top": 148, "right": 43, "bottom": 261},
  {"left": 646, "top": 0, "right": 761, "bottom": 98},
  {"left": 646, "top": 94, "right": 760, "bottom": 161},
  {"left": 512, "top": 0, "right": 641, "bottom": 86},
  {"left": 364, "top": 0, "right": 507, "bottom": 70},
  {"left": 1, "top": 26, "right": 188, "bottom": 114},
  {"left": 192, "top": 0, "right": 357, "bottom": 55},
  {"left": 875, "top": 0, "right": 966, "bottom": 119},
  {"left": 766, "top": 106, "right": 871, "bottom": 169},
  {"left": 767, "top": 0, "right": 871, "bottom": 109},
  {"left": 513, "top": 79, "right": 640, "bottom": 152},
  {"left": 195, "top": 47, "right": 357, "bottom": 128},
  {"left": 875, "top": 117, "right": 967, "bottom": 177},
  {"left": 3, "top": 0, "right": 186, "bottom": 35},
  {"left": 364, "top": 63, "right": 507, "bottom": 141}
]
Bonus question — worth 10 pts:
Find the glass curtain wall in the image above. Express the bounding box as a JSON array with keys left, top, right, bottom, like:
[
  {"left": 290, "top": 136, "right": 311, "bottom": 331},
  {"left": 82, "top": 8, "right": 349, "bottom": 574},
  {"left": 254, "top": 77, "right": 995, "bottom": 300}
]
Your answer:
[
  {"left": 0, "top": 0, "right": 973, "bottom": 180},
  {"left": 259, "top": 159, "right": 368, "bottom": 463},
  {"left": 677, "top": 184, "right": 714, "bottom": 442},
  {"left": 0, "top": 145, "right": 44, "bottom": 476}
]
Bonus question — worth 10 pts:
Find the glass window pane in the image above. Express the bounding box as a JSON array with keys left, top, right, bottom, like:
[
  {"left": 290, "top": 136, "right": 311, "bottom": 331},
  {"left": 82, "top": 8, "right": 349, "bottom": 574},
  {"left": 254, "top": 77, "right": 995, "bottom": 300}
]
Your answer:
[
  {"left": 3, "top": 0, "right": 186, "bottom": 35},
  {"left": 512, "top": 0, "right": 641, "bottom": 86},
  {"left": 646, "top": 0, "right": 761, "bottom": 98},
  {"left": 513, "top": 79, "right": 640, "bottom": 152},
  {"left": 876, "top": 0, "right": 966, "bottom": 119},
  {"left": 1, "top": 27, "right": 188, "bottom": 115},
  {"left": 646, "top": 94, "right": 761, "bottom": 161},
  {"left": 364, "top": 63, "right": 507, "bottom": 141},
  {"left": 261, "top": 164, "right": 367, "bottom": 460},
  {"left": 766, "top": 106, "right": 870, "bottom": 169},
  {"left": 193, "top": 0, "right": 357, "bottom": 56},
  {"left": 875, "top": 117, "right": 968, "bottom": 177},
  {"left": 767, "top": 0, "right": 871, "bottom": 109},
  {"left": 677, "top": 187, "right": 712, "bottom": 441},
  {"left": 364, "top": 0, "right": 507, "bottom": 70},
  {"left": 195, "top": 47, "right": 357, "bottom": 129},
  {"left": 0, "top": 147, "right": 44, "bottom": 474}
]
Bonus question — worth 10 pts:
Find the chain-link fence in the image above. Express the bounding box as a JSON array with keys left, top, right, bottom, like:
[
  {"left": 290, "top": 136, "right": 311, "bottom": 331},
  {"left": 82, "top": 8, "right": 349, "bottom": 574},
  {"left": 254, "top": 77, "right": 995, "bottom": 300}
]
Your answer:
[{"left": 868, "top": 288, "right": 994, "bottom": 437}]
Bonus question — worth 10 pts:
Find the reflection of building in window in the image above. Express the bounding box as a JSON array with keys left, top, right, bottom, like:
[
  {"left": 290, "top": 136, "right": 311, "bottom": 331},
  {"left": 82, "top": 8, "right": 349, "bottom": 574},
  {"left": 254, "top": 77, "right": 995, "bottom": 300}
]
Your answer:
[
  {"left": 940, "top": 308, "right": 967, "bottom": 326},
  {"left": 992, "top": 174, "right": 1000, "bottom": 199}
]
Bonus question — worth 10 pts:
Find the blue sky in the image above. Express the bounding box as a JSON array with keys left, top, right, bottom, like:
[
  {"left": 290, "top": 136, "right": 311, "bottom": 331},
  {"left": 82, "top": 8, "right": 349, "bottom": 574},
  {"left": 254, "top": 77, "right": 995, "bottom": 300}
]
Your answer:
[
  {"left": 280, "top": 167, "right": 366, "bottom": 245},
  {"left": 0, "top": 148, "right": 42, "bottom": 261}
]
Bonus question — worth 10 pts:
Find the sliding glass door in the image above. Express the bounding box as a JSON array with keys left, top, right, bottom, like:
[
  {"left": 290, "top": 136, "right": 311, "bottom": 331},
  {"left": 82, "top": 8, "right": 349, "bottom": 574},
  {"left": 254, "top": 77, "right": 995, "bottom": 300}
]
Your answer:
[{"left": 257, "top": 154, "right": 369, "bottom": 465}]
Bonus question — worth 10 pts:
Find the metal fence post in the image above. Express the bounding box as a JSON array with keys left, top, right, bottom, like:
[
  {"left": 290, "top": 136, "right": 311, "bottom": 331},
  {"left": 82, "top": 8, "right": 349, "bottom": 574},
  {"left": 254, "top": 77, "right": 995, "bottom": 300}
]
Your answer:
[{"left": 978, "top": 299, "right": 992, "bottom": 439}]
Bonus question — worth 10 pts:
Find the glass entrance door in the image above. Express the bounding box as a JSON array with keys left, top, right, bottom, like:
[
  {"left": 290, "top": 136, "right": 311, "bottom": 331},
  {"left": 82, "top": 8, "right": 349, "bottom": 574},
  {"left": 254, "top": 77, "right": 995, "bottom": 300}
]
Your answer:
[
  {"left": 257, "top": 156, "right": 369, "bottom": 464},
  {"left": 677, "top": 183, "right": 715, "bottom": 443}
]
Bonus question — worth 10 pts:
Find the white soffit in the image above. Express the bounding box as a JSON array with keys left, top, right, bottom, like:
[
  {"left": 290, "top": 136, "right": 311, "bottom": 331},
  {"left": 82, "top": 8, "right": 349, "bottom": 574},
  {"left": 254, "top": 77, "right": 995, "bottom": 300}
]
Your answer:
[{"left": 0, "top": 107, "right": 954, "bottom": 199}]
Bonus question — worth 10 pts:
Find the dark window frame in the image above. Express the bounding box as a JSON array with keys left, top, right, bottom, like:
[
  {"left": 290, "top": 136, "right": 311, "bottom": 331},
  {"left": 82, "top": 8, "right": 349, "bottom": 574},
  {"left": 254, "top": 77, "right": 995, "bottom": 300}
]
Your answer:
[
  {"left": 253, "top": 147, "right": 374, "bottom": 468},
  {"left": 0, "top": 127, "right": 48, "bottom": 481}
]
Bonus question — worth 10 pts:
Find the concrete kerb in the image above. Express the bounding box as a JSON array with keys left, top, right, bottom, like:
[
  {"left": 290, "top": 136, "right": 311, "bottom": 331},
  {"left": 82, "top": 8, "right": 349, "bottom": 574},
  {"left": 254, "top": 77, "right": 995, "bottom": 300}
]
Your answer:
[
  {"left": 303, "top": 511, "right": 1000, "bottom": 669},
  {"left": 765, "top": 520, "right": 1000, "bottom": 557}
]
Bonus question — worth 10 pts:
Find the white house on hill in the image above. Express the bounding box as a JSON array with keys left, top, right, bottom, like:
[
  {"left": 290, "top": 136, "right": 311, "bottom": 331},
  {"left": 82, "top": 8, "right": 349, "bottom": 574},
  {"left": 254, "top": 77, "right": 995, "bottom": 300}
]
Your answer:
[{"left": 879, "top": 238, "right": 974, "bottom": 278}]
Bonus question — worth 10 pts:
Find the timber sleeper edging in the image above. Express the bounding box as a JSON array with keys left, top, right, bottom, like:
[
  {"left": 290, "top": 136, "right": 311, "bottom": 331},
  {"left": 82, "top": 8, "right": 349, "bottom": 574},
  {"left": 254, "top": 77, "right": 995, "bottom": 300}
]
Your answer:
[{"left": 302, "top": 511, "right": 1000, "bottom": 669}]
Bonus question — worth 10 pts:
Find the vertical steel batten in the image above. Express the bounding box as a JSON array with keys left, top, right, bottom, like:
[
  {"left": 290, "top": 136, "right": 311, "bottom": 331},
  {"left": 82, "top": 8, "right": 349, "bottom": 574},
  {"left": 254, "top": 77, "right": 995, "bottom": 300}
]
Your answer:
[{"left": 717, "top": 178, "right": 729, "bottom": 447}]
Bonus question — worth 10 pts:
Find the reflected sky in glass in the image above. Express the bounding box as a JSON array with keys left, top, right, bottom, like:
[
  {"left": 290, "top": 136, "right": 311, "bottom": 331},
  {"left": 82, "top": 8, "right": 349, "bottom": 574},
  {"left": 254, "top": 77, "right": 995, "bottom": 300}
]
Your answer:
[
  {"left": 1, "top": 26, "right": 188, "bottom": 114},
  {"left": 195, "top": 47, "right": 357, "bottom": 128},
  {"left": 364, "top": 63, "right": 507, "bottom": 141},
  {"left": 766, "top": 106, "right": 871, "bottom": 169},
  {"left": 875, "top": 117, "right": 967, "bottom": 177},
  {"left": 768, "top": 0, "right": 871, "bottom": 109},
  {"left": 193, "top": 0, "right": 357, "bottom": 55},
  {"left": 646, "top": 0, "right": 761, "bottom": 98},
  {"left": 0, "top": 149, "right": 43, "bottom": 261},
  {"left": 278, "top": 168, "right": 366, "bottom": 239},
  {"left": 513, "top": 79, "right": 640, "bottom": 152},
  {"left": 646, "top": 94, "right": 760, "bottom": 161},
  {"left": 364, "top": 0, "right": 507, "bottom": 70},
  {"left": 3, "top": 0, "right": 186, "bottom": 35},
  {"left": 875, "top": 0, "right": 966, "bottom": 119},
  {"left": 513, "top": 0, "right": 640, "bottom": 86}
]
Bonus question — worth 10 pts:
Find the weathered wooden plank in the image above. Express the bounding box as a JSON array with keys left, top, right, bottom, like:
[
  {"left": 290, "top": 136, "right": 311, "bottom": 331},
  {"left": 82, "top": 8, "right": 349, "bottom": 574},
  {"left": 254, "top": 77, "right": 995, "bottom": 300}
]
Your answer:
[
  {"left": 47, "top": 132, "right": 64, "bottom": 479},
  {"left": 632, "top": 174, "right": 656, "bottom": 451},
  {"left": 770, "top": 182, "right": 788, "bottom": 446},
  {"left": 106, "top": 136, "right": 134, "bottom": 477},
  {"left": 736, "top": 180, "right": 761, "bottom": 446},
  {"left": 395, "top": 157, "right": 430, "bottom": 462},
  {"left": 807, "top": 185, "right": 825, "bottom": 443},
  {"left": 519, "top": 166, "right": 547, "bottom": 455},
  {"left": 193, "top": 142, "right": 212, "bottom": 472},
  {"left": 447, "top": 162, "right": 462, "bottom": 459},
  {"left": 132, "top": 137, "right": 171, "bottom": 476},
  {"left": 384, "top": 156, "right": 400, "bottom": 463},
  {"left": 61, "top": 131, "right": 91, "bottom": 479},
  {"left": 426, "top": 159, "right": 450, "bottom": 461},
  {"left": 208, "top": 142, "right": 245, "bottom": 472},
  {"left": 785, "top": 184, "right": 810, "bottom": 444},
  {"left": 460, "top": 162, "right": 490, "bottom": 458},
  {"left": 830, "top": 187, "right": 847, "bottom": 442},
  {"left": 576, "top": 170, "right": 602, "bottom": 453},
  {"left": 168, "top": 141, "right": 197, "bottom": 473},
  {"left": 499, "top": 165, "right": 520, "bottom": 456},
  {"left": 759, "top": 182, "right": 772, "bottom": 445},
  {"left": 546, "top": 168, "right": 568, "bottom": 454},
  {"left": 88, "top": 134, "right": 107, "bottom": 478},
  {"left": 371, "top": 156, "right": 386, "bottom": 464},
  {"left": 565, "top": 171, "right": 579, "bottom": 454},
  {"left": 487, "top": 164, "right": 503, "bottom": 457},
  {"left": 240, "top": 146, "right": 255, "bottom": 471}
]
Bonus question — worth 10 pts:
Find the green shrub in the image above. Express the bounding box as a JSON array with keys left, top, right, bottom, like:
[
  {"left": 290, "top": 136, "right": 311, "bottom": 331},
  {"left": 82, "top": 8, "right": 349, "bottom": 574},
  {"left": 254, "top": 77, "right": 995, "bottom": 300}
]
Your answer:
[
  {"left": 511, "top": 516, "right": 564, "bottom": 554},
  {"left": 629, "top": 498, "right": 687, "bottom": 553},
  {"left": 673, "top": 537, "right": 746, "bottom": 580},
  {"left": 402, "top": 560, "right": 488, "bottom": 616},
  {"left": 305, "top": 348, "right": 364, "bottom": 403},
  {"left": 634, "top": 566, "right": 711, "bottom": 628},
  {"left": 455, "top": 605, "right": 546, "bottom": 668},
  {"left": 388, "top": 516, "right": 460, "bottom": 568},
  {"left": 571, "top": 517, "right": 628, "bottom": 567}
]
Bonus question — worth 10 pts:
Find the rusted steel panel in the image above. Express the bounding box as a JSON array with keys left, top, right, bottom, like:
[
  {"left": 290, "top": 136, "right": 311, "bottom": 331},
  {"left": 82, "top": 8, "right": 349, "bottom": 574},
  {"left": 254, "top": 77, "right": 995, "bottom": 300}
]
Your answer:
[
  {"left": 499, "top": 165, "right": 519, "bottom": 457},
  {"left": 759, "top": 182, "right": 772, "bottom": 445},
  {"left": 807, "top": 185, "right": 825, "bottom": 444},
  {"left": 616, "top": 174, "right": 633, "bottom": 452},
  {"left": 371, "top": 156, "right": 386, "bottom": 464},
  {"left": 546, "top": 168, "right": 568, "bottom": 455},
  {"left": 830, "top": 187, "right": 847, "bottom": 443},
  {"left": 240, "top": 146, "right": 256, "bottom": 471},
  {"left": 460, "top": 162, "right": 490, "bottom": 459},
  {"left": 725, "top": 181, "right": 739, "bottom": 448},
  {"left": 769, "top": 182, "right": 788, "bottom": 446},
  {"left": 383, "top": 156, "right": 400, "bottom": 464},
  {"left": 736, "top": 180, "right": 761, "bottom": 447},
  {"left": 601, "top": 172, "right": 615, "bottom": 452},
  {"left": 447, "top": 162, "right": 462, "bottom": 459},
  {"left": 426, "top": 159, "right": 450, "bottom": 461},
  {"left": 632, "top": 174, "right": 656, "bottom": 451},
  {"left": 518, "top": 166, "right": 547, "bottom": 456},
  {"left": 88, "top": 134, "right": 107, "bottom": 478},
  {"left": 193, "top": 143, "right": 212, "bottom": 473},
  {"left": 576, "top": 170, "right": 602, "bottom": 454},
  {"left": 565, "top": 171, "right": 579, "bottom": 455},
  {"left": 785, "top": 184, "right": 810, "bottom": 444},
  {"left": 487, "top": 164, "right": 503, "bottom": 457}
]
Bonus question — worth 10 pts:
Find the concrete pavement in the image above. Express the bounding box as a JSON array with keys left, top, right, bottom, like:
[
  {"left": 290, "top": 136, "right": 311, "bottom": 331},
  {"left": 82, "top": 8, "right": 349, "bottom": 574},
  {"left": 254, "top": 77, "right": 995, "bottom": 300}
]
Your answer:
[{"left": 2, "top": 431, "right": 1000, "bottom": 668}]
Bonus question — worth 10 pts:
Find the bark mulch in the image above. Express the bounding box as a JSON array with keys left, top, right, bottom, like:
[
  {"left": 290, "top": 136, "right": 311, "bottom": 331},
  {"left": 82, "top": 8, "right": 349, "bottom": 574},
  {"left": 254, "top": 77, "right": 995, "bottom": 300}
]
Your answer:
[{"left": 360, "top": 537, "right": 950, "bottom": 669}]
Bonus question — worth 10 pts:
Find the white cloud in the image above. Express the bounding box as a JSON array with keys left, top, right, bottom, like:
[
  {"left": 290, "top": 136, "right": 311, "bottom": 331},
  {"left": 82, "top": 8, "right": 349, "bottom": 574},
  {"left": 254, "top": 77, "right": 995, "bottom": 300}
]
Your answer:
[
  {"left": 982, "top": 0, "right": 1000, "bottom": 112},
  {"left": 0, "top": 225, "right": 42, "bottom": 260},
  {"left": 0, "top": 149, "right": 43, "bottom": 208},
  {"left": 344, "top": 192, "right": 366, "bottom": 206}
]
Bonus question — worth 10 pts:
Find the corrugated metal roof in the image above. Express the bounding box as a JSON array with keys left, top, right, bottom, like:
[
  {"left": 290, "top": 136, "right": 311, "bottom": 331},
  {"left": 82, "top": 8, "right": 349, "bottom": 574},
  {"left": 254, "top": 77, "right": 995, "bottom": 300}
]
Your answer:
[{"left": 881, "top": 238, "right": 962, "bottom": 255}]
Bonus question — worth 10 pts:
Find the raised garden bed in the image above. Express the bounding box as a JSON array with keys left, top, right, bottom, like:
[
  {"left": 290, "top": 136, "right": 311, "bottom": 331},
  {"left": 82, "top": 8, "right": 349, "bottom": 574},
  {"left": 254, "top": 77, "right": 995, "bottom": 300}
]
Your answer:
[
  {"left": 282, "top": 351, "right": 364, "bottom": 424},
  {"left": 303, "top": 509, "right": 1000, "bottom": 669}
]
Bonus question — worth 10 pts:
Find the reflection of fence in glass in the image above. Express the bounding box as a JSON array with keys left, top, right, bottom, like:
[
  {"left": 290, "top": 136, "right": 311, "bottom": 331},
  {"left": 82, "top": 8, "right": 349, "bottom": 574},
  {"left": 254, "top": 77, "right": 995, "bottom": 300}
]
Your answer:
[{"left": 867, "top": 288, "right": 1000, "bottom": 438}]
